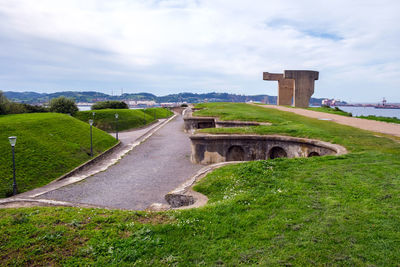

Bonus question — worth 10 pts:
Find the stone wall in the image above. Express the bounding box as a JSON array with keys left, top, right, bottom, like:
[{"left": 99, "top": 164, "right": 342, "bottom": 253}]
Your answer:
[{"left": 183, "top": 117, "right": 216, "bottom": 132}]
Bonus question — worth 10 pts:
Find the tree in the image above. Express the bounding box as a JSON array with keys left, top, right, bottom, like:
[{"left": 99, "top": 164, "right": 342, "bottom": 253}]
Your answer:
[
  {"left": 49, "top": 96, "right": 78, "bottom": 115},
  {"left": 0, "top": 91, "right": 10, "bottom": 115},
  {"left": 91, "top": 100, "right": 129, "bottom": 110}
]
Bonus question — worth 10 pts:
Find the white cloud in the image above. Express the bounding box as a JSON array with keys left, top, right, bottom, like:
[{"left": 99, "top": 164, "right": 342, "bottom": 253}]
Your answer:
[{"left": 0, "top": 0, "right": 399, "bottom": 101}]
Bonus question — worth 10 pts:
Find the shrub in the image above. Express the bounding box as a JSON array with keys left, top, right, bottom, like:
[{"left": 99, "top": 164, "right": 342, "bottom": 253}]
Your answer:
[
  {"left": 22, "top": 104, "right": 49, "bottom": 113},
  {"left": 91, "top": 101, "right": 129, "bottom": 110},
  {"left": 49, "top": 96, "right": 79, "bottom": 115},
  {"left": 0, "top": 91, "right": 9, "bottom": 115},
  {"left": 0, "top": 91, "right": 35, "bottom": 115}
]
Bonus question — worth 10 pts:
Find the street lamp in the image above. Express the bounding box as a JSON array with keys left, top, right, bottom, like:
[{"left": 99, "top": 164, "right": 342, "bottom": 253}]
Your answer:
[
  {"left": 92, "top": 112, "right": 95, "bottom": 119},
  {"left": 8, "top": 136, "right": 18, "bottom": 195},
  {"left": 89, "top": 119, "right": 94, "bottom": 157},
  {"left": 115, "top": 113, "right": 119, "bottom": 141},
  {"left": 143, "top": 108, "right": 146, "bottom": 125},
  {"left": 154, "top": 108, "right": 156, "bottom": 121}
]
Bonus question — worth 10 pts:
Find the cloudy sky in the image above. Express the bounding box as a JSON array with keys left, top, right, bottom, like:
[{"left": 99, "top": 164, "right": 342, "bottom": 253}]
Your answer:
[{"left": 0, "top": 0, "right": 399, "bottom": 102}]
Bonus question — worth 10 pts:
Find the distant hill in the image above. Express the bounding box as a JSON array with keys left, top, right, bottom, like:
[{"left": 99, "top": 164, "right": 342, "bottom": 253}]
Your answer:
[
  {"left": 4, "top": 91, "right": 110, "bottom": 103},
  {"left": 3, "top": 90, "right": 334, "bottom": 106}
]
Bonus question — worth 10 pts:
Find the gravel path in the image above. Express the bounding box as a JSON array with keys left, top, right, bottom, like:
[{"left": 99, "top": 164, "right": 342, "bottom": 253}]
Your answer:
[
  {"left": 258, "top": 105, "right": 400, "bottom": 137},
  {"left": 39, "top": 114, "right": 203, "bottom": 210}
]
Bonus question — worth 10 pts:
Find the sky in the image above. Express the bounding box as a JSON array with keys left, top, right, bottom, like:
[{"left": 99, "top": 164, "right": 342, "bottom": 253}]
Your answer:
[{"left": 0, "top": 0, "right": 399, "bottom": 102}]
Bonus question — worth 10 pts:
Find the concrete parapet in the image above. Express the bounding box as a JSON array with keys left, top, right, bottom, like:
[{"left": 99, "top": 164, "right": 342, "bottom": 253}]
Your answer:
[{"left": 190, "top": 134, "right": 346, "bottom": 164}]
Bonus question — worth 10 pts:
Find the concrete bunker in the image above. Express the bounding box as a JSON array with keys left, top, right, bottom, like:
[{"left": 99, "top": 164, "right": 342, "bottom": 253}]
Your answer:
[
  {"left": 269, "top": 146, "right": 287, "bottom": 159},
  {"left": 227, "top": 145, "right": 245, "bottom": 161},
  {"left": 190, "top": 134, "right": 347, "bottom": 164},
  {"left": 308, "top": 151, "right": 320, "bottom": 157},
  {"left": 183, "top": 109, "right": 270, "bottom": 132}
]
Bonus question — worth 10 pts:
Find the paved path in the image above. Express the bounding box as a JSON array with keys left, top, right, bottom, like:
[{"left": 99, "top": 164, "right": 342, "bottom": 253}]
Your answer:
[
  {"left": 39, "top": 114, "right": 203, "bottom": 210},
  {"left": 258, "top": 105, "right": 400, "bottom": 137}
]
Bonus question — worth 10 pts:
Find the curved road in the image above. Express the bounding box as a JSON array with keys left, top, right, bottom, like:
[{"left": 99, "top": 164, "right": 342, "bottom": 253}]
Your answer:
[{"left": 40, "top": 114, "right": 203, "bottom": 210}]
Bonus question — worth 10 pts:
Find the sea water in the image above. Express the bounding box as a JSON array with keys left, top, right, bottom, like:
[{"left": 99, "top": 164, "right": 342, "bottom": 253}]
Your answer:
[{"left": 339, "top": 106, "right": 400, "bottom": 119}]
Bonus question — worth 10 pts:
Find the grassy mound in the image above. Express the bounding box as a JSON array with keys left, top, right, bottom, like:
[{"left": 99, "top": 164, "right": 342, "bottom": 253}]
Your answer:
[
  {"left": 0, "top": 113, "right": 117, "bottom": 197},
  {"left": 74, "top": 108, "right": 173, "bottom": 132},
  {"left": 1, "top": 103, "right": 399, "bottom": 265}
]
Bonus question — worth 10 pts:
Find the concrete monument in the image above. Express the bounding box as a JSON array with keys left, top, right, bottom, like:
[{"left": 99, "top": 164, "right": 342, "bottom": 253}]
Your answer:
[
  {"left": 263, "top": 72, "right": 294, "bottom": 106},
  {"left": 263, "top": 70, "right": 319, "bottom": 108}
]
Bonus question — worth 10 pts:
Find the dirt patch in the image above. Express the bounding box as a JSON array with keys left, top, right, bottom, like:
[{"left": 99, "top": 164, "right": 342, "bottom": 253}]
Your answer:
[{"left": 136, "top": 214, "right": 175, "bottom": 225}]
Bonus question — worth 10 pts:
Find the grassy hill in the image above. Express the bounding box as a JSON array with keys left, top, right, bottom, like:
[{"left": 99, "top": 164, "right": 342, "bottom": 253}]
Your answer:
[
  {"left": 74, "top": 108, "right": 173, "bottom": 132},
  {"left": 0, "top": 103, "right": 399, "bottom": 265},
  {"left": 0, "top": 113, "right": 117, "bottom": 197}
]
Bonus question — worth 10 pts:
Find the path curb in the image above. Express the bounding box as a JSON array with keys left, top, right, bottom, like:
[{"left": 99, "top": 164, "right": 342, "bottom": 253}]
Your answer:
[{"left": 54, "top": 141, "right": 122, "bottom": 183}]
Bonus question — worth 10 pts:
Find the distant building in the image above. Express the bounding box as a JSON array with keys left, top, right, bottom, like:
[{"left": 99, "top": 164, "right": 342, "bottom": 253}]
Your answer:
[
  {"left": 127, "top": 100, "right": 157, "bottom": 106},
  {"left": 322, "top": 99, "right": 337, "bottom": 106}
]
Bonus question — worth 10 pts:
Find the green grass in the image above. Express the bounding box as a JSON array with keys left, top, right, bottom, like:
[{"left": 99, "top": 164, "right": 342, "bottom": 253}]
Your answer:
[
  {"left": 358, "top": 115, "right": 400, "bottom": 124},
  {"left": 307, "top": 106, "right": 353, "bottom": 116},
  {"left": 74, "top": 108, "right": 173, "bottom": 132},
  {"left": 0, "top": 113, "right": 117, "bottom": 198},
  {"left": 1, "top": 103, "right": 400, "bottom": 265}
]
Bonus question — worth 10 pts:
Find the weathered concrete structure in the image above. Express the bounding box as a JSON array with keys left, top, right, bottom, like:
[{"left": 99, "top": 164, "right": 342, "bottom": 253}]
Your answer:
[
  {"left": 184, "top": 117, "right": 216, "bottom": 132},
  {"left": 190, "top": 134, "right": 346, "bottom": 164},
  {"left": 263, "top": 70, "right": 319, "bottom": 108},
  {"left": 263, "top": 72, "right": 294, "bottom": 105},
  {"left": 183, "top": 117, "right": 268, "bottom": 132},
  {"left": 183, "top": 108, "right": 270, "bottom": 132},
  {"left": 285, "top": 70, "right": 319, "bottom": 108}
]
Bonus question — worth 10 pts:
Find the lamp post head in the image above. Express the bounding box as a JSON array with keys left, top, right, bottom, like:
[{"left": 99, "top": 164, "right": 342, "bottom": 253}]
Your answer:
[
  {"left": 89, "top": 119, "right": 94, "bottom": 126},
  {"left": 115, "top": 113, "right": 119, "bottom": 119},
  {"left": 8, "top": 136, "right": 17, "bottom": 147}
]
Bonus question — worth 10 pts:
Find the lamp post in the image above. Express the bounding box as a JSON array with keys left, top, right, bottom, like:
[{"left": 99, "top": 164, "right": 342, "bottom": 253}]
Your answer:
[
  {"left": 89, "top": 119, "right": 94, "bottom": 157},
  {"left": 92, "top": 112, "right": 95, "bottom": 120},
  {"left": 154, "top": 108, "right": 156, "bottom": 121},
  {"left": 8, "top": 136, "right": 17, "bottom": 195},
  {"left": 143, "top": 108, "right": 146, "bottom": 125},
  {"left": 115, "top": 113, "right": 119, "bottom": 141}
]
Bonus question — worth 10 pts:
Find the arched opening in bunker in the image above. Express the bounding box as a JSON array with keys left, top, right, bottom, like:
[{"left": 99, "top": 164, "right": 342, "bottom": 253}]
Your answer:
[
  {"left": 197, "top": 122, "right": 215, "bottom": 129},
  {"left": 308, "top": 151, "right": 320, "bottom": 157},
  {"left": 269, "top": 146, "right": 287, "bottom": 159},
  {"left": 226, "top": 146, "right": 245, "bottom": 161}
]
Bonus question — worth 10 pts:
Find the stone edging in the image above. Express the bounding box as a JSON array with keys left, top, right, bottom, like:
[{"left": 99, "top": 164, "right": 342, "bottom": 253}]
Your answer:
[
  {"left": 53, "top": 141, "right": 122, "bottom": 183},
  {"left": 0, "top": 198, "right": 106, "bottom": 209}
]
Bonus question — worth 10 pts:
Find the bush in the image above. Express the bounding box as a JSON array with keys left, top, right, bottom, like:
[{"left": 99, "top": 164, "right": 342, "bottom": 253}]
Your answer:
[
  {"left": 91, "top": 101, "right": 129, "bottom": 110},
  {"left": 22, "top": 104, "right": 49, "bottom": 113},
  {"left": 49, "top": 97, "right": 78, "bottom": 115},
  {"left": 0, "top": 91, "right": 42, "bottom": 115}
]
